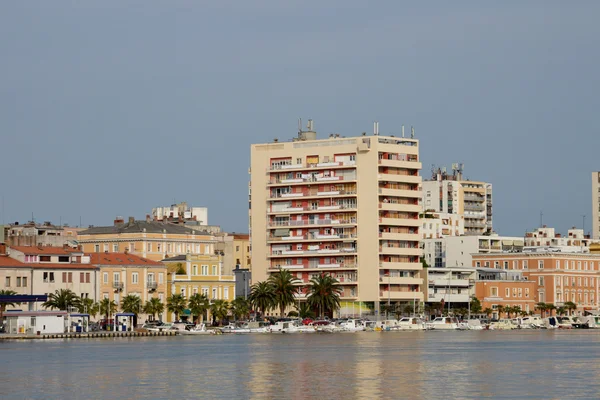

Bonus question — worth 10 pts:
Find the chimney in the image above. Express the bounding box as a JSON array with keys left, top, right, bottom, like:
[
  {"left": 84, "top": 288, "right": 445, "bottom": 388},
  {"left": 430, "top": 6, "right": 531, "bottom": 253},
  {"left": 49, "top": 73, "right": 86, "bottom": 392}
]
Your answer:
[
  {"left": 146, "top": 214, "right": 151, "bottom": 223},
  {"left": 128, "top": 216, "right": 135, "bottom": 224},
  {"left": 0, "top": 243, "right": 6, "bottom": 255},
  {"left": 114, "top": 216, "right": 124, "bottom": 226},
  {"left": 124, "top": 247, "right": 129, "bottom": 255}
]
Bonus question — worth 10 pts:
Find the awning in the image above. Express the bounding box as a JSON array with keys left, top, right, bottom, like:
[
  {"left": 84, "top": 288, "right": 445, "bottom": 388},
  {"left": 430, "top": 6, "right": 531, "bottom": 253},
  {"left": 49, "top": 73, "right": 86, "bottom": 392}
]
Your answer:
[
  {"left": 274, "top": 229, "right": 290, "bottom": 237},
  {"left": 514, "top": 240, "right": 524, "bottom": 247},
  {"left": 183, "top": 309, "right": 191, "bottom": 315},
  {"left": 502, "top": 240, "right": 514, "bottom": 246}
]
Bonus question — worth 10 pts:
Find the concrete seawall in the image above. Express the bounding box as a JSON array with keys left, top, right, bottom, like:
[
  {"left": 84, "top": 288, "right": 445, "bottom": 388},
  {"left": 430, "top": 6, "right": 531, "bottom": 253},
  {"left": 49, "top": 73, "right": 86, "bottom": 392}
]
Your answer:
[{"left": 0, "top": 331, "right": 179, "bottom": 340}]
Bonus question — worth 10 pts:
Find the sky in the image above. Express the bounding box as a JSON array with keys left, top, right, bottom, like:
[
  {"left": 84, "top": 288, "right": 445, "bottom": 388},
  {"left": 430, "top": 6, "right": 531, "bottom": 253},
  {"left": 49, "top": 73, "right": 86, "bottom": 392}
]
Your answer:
[{"left": 1, "top": 1, "right": 599, "bottom": 236}]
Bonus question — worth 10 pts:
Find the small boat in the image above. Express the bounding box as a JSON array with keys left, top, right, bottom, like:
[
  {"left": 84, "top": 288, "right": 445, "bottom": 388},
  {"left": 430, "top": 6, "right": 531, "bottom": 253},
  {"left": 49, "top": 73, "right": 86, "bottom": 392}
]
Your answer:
[
  {"left": 227, "top": 321, "right": 271, "bottom": 334},
  {"left": 339, "top": 319, "right": 366, "bottom": 332},
  {"left": 269, "top": 320, "right": 300, "bottom": 333},
  {"left": 465, "top": 319, "right": 485, "bottom": 330},
  {"left": 427, "top": 316, "right": 462, "bottom": 330},
  {"left": 579, "top": 315, "right": 600, "bottom": 329},
  {"left": 488, "top": 319, "right": 514, "bottom": 330},
  {"left": 145, "top": 322, "right": 178, "bottom": 332},
  {"left": 179, "top": 323, "right": 214, "bottom": 335},
  {"left": 389, "top": 317, "right": 428, "bottom": 331},
  {"left": 513, "top": 316, "right": 543, "bottom": 329}
]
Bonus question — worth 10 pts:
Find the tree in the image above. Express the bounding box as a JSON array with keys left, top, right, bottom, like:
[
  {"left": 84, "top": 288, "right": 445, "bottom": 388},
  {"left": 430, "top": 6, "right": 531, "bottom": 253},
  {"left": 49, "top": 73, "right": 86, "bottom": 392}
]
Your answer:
[
  {"left": 229, "top": 297, "right": 250, "bottom": 321},
  {"left": 483, "top": 308, "right": 493, "bottom": 319},
  {"left": 77, "top": 298, "right": 99, "bottom": 319},
  {"left": 564, "top": 301, "right": 577, "bottom": 316},
  {"left": 295, "top": 302, "right": 315, "bottom": 319},
  {"left": 536, "top": 302, "right": 548, "bottom": 318},
  {"left": 470, "top": 297, "right": 482, "bottom": 315},
  {"left": 546, "top": 304, "right": 556, "bottom": 317},
  {"left": 307, "top": 273, "right": 342, "bottom": 318},
  {"left": 121, "top": 294, "right": 142, "bottom": 326},
  {"left": 99, "top": 298, "right": 117, "bottom": 322},
  {"left": 143, "top": 297, "right": 164, "bottom": 321},
  {"left": 556, "top": 306, "right": 567, "bottom": 316},
  {"left": 248, "top": 281, "right": 276, "bottom": 317},
  {"left": 268, "top": 269, "right": 300, "bottom": 317},
  {"left": 0, "top": 289, "right": 18, "bottom": 320},
  {"left": 188, "top": 293, "right": 210, "bottom": 324},
  {"left": 210, "top": 299, "right": 229, "bottom": 325},
  {"left": 167, "top": 294, "right": 187, "bottom": 321},
  {"left": 424, "top": 304, "right": 436, "bottom": 320},
  {"left": 496, "top": 305, "right": 505, "bottom": 319},
  {"left": 43, "top": 289, "right": 81, "bottom": 311}
]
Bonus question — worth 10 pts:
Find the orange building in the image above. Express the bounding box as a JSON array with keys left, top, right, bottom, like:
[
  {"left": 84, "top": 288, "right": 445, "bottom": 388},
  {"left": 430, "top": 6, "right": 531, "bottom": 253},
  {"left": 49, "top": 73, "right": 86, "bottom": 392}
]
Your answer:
[
  {"left": 474, "top": 270, "right": 536, "bottom": 319},
  {"left": 473, "top": 252, "right": 600, "bottom": 315}
]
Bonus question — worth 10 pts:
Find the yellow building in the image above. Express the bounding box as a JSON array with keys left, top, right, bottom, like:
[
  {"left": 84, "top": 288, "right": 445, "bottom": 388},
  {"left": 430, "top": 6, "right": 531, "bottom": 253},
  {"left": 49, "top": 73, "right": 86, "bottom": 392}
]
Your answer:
[
  {"left": 231, "top": 233, "right": 251, "bottom": 270},
  {"left": 77, "top": 217, "right": 217, "bottom": 261},
  {"left": 163, "top": 254, "right": 235, "bottom": 322},
  {"left": 90, "top": 253, "right": 167, "bottom": 322}
]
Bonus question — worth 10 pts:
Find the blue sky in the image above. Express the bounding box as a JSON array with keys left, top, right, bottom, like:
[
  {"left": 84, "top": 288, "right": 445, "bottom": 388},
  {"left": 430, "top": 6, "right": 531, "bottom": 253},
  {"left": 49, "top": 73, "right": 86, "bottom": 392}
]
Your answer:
[{"left": 1, "top": 1, "right": 598, "bottom": 235}]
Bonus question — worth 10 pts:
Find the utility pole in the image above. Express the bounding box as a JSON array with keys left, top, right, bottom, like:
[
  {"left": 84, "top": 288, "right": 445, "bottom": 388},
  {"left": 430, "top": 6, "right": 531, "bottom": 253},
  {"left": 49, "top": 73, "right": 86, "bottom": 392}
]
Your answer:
[{"left": 540, "top": 211, "right": 543, "bottom": 227}]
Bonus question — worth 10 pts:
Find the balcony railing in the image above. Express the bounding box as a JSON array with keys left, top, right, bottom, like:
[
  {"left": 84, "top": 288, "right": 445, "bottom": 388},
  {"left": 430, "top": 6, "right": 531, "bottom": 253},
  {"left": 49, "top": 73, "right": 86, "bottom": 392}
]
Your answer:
[
  {"left": 269, "top": 160, "right": 356, "bottom": 171},
  {"left": 113, "top": 282, "right": 124, "bottom": 291},
  {"left": 269, "top": 175, "right": 356, "bottom": 185},
  {"left": 147, "top": 281, "right": 157, "bottom": 291},
  {"left": 269, "top": 218, "right": 357, "bottom": 227}
]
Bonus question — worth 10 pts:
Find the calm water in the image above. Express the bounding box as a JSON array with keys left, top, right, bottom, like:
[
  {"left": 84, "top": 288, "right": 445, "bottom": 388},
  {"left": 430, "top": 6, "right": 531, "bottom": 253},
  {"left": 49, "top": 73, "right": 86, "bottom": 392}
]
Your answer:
[{"left": 1, "top": 331, "right": 600, "bottom": 399}]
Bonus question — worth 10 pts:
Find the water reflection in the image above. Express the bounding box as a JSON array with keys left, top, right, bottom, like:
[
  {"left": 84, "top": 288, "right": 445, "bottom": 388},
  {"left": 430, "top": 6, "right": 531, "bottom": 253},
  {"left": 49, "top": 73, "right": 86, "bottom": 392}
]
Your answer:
[{"left": 2, "top": 331, "right": 600, "bottom": 399}]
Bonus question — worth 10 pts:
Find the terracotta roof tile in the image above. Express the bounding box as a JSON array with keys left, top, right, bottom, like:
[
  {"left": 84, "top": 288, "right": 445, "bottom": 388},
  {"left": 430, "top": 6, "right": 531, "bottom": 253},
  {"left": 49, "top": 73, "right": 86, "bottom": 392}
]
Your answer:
[
  {"left": 0, "top": 256, "right": 94, "bottom": 270},
  {"left": 89, "top": 253, "right": 163, "bottom": 266}
]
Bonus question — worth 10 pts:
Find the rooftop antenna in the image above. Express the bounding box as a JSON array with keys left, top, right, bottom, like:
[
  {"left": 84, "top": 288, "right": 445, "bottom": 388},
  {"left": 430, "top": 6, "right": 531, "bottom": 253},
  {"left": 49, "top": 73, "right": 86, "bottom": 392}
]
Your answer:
[
  {"left": 540, "top": 211, "right": 543, "bottom": 228},
  {"left": 298, "top": 118, "right": 302, "bottom": 133},
  {"left": 411, "top": 126, "right": 415, "bottom": 138},
  {"left": 402, "top": 125, "right": 405, "bottom": 138}
]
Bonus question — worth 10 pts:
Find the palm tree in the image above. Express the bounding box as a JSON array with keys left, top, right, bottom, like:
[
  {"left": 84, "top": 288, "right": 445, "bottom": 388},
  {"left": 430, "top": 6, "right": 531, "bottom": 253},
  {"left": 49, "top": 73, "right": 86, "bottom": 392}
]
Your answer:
[
  {"left": 167, "top": 294, "right": 187, "bottom": 321},
  {"left": 210, "top": 299, "right": 229, "bottom": 325},
  {"left": 121, "top": 294, "right": 142, "bottom": 326},
  {"left": 248, "top": 281, "right": 276, "bottom": 317},
  {"left": 307, "top": 273, "right": 342, "bottom": 319},
  {"left": 483, "top": 308, "right": 493, "bottom": 319},
  {"left": 496, "top": 305, "right": 505, "bottom": 319},
  {"left": 99, "top": 298, "right": 117, "bottom": 326},
  {"left": 564, "top": 301, "right": 577, "bottom": 316},
  {"left": 536, "top": 302, "right": 548, "bottom": 318},
  {"left": 188, "top": 293, "right": 210, "bottom": 323},
  {"left": 143, "top": 297, "right": 164, "bottom": 321},
  {"left": 43, "top": 289, "right": 81, "bottom": 311},
  {"left": 0, "top": 289, "right": 18, "bottom": 320},
  {"left": 230, "top": 297, "right": 250, "bottom": 321},
  {"left": 77, "top": 298, "right": 99, "bottom": 319},
  {"left": 424, "top": 304, "right": 435, "bottom": 320},
  {"left": 296, "top": 302, "right": 315, "bottom": 319},
  {"left": 556, "top": 306, "right": 567, "bottom": 316},
  {"left": 268, "top": 269, "right": 300, "bottom": 317}
]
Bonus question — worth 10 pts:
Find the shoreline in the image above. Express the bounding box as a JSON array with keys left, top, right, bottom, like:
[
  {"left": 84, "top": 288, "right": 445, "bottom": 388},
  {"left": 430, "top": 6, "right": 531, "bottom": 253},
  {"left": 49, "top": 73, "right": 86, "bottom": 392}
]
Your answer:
[{"left": 0, "top": 330, "right": 178, "bottom": 341}]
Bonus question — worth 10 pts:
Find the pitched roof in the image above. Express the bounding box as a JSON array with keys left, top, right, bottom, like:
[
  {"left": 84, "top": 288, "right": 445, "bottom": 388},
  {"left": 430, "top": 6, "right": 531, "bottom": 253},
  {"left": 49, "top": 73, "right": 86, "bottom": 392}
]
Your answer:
[
  {"left": 161, "top": 255, "right": 187, "bottom": 262},
  {"left": 10, "top": 246, "right": 81, "bottom": 256},
  {"left": 89, "top": 253, "right": 163, "bottom": 266},
  {"left": 78, "top": 220, "right": 213, "bottom": 236},
  {"left": 0, "top": 256, "right": 94, "bottom": 270}
]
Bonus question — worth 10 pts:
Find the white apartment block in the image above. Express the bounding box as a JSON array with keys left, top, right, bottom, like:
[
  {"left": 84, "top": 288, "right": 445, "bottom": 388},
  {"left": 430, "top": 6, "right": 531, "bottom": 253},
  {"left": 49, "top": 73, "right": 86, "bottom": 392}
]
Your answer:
[
  {"left": 421, "top": 211, "right": 465, "bottom": 239},
  {"left": 525, "top": 225, "right": 593, "bottom": 252},
  {"left": 422, "top": 167, "right": 493, "bottom": 236},
  {"left": 593, "top": 172, "right": 600, "bottom": 240},
  {"left": 152, "top": 202, "right": 208, "bottom": 225},
  {"left": 250, "top": 121, "right": 423, "bottom": 314}
]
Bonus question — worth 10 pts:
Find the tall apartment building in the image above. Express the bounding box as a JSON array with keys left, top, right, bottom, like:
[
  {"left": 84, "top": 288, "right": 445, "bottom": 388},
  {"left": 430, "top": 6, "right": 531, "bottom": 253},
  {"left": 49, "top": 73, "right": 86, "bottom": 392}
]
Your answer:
[
  {"left": 593, "top": 172, "right": 600, "bottom": 240},
  {"left": 250, "top": 121, "right": 423, "bottom": 315},
  {"left": 422, "top": 166, "right": 493, "bottom": 235}
]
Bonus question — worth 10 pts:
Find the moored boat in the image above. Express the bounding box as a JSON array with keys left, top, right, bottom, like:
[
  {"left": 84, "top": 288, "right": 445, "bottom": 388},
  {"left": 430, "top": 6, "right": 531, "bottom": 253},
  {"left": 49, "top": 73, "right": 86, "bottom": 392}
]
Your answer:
[{"left": 427, "top": 316, "right": 462, "bottom": 330}]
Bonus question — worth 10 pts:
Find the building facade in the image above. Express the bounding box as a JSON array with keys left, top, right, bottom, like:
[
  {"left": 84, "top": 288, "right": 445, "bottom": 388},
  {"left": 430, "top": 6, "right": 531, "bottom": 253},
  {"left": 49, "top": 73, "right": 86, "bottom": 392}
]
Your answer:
[
  {"left": 592, "top": 172, "right": 599, "bottom": 240},
  {"left": 163, "top": 254, "right": 235, "bottom": 322},
  {"left": 425, "top": 267, "right": 476, "bottom": 305},
  {"left": 420, "top": 211, "right": 465, "bottom": 239},
  {"left": 525, "top": 225, "right": 593, "bottom": 251},
  {"left": 474, "top": 269, "right": 537, "bottom": 319},
  {"left": 3, "top": 222, "right": 84, "bottom": 247},
  {"left": 77, "top": 218, "right": 217, "bottom": 261},
  {"left": 152, "top": 202, "right": 208, "bottom": 226},
  {"left": 422, "top": 166, "right": 493, "bottom": 235},
  {"left": 0, "top": 245, "right": 98, "bottom": 307},
  {"left": 473, "top": 252, "right": 600, "bottom": 315},
  {"left": 250, "top": 123, "right": 423, "bottom": 314},
  {"left": 90, "top": 253, "right": 167, "bottom": 321}
]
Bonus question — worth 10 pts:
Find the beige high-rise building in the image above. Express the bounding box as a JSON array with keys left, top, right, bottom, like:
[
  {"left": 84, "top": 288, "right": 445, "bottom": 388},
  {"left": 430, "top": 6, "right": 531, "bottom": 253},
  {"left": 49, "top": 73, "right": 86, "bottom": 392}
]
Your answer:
[
  {"left": 593, "top": 172, "right": 600, "bottom": 241},
  {"left": 422, "top": 165, "right": 493, "bottom": 235},
  {"left": 250, "top": 121, "right": 423, "bottom": 315}
]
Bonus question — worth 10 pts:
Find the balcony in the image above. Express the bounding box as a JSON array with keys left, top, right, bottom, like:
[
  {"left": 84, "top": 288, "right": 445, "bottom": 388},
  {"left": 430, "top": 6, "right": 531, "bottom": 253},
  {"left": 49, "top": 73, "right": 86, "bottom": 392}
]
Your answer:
[
  {"left": 463, "top": 194, "right": 485, "bottom": 202},
  {"left": 380, "top": 291, "right": 424, "bottom": 301},
  {"left": 379, "top": 217, "right": 421, "bottom": 227},
  {"left": 378, "top": 159, "right": 422, "bottom": 170},
  {"left": 269, "top": 160, "right": 356, "bottom": 172},
  {"left": 430, "top": 279, "right": 470, "bottom": 287},
  {"left": 379, "top": 261, "right": 422, "bottom": 270},
  {"left": 269, "top": 248, "right": 356, "bottom": 257},
  {"left": 378, "top": 188, "right": 421, "bottom": 199},
  {"left": 270, "top": 189, "right": 357, "bottom": 200},
  {"left": 269, "top": 218, "right": 357, "bottom": 228},
  {"left": 379, "top": 202, "right": 421, "bottom": 213},
  {"left": 379, "top": 232, "right": 420, "bottom": 241},
  {"left": 380, "top": 276, "right": 423, "bottom": 285},
  {"left": 269, "top": 262, "right": 358, "bottom": 271},
  {"left": 318, "top": 263, "right": 340, "bottom": 268},
  {"left": 378, "top": 174, "right": 421, "bottom": 184},
  {"left": 428, "top": 293, "right": 469, "bottom": 303},
  {"left": 113, "top": 282, "right": 124, "bottom": 291},
  {"left": 379, "top": 247, "right": 422, "bottom": 256},
  {"left": 147, "top": 281, "right": 157, "bottom": 291},
  {"left": 268, "top": 175, "right": 356, "bottom": 186}
]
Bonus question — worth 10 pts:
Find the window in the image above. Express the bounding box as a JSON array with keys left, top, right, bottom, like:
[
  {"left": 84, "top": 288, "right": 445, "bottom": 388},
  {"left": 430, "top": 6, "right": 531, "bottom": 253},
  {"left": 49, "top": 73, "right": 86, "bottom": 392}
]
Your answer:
[
  {"left": 113, "top": 272, "right": 120, "bottom": 283},
  {"left": 130, "top": 243, "right": 135, "bottom": 252},
  {"left": 585, "top": 277, "right": 589, "bottom": 287},
  {"left": 58, "top": 256, "right": 69, "bottom": 263},
  {"left": 585, "top": 261, "right": 588, "bottom": 271},
  {"left": 95, "top": 245, "right": 100, "bottom": 253},
  {"left": 132, "top": 273, "right": 139, "bottom": 284},
  {"left": 491, "top": 287, "right": 498, "bottom": 297},
  {"left": 17, "top": 277, "right": 22, "bottom": 287},
  {"left": 212, "top": 265, "right": 217, "bottom": 275},
  {"left": 556, "top": 260, "right": 560, "bottom": 269},
  {"left": 113, "top": 244, "right": 119, "bottom": 252},
  {"left": 503, "top": 261, "right": 509, "bottom": 270},
  {"left": 86, "top": 273, "right": 90, "bottom": 283},
  {"left": 505, "top": 288, "right": 510, "bottom": 298},
  {"left": 40, "top": 256, "right": 51, "bottom": 262},
  {"left": 578, "top": 277, "right": 582, "bottom": 286},
  {"left": 538, "top": 260, "right": 544, "bottom": 269},
  {"left": 565, "top": 260, "right": 569, "bottom": 270},
  {"left": 103, "top": 273, "right": 108, "bottom": 284},
  {"left": 494, "top": 261, "right": 499, "bottom": 269},
  {"left": 201, "top": 265, "right": 208, "bottom": 275},
  {"left": 5, "top": 277, "right": 10, "bottom": 287},
  {"left": 202, "top": 288, "right": 209, "bottom": 297},
  {"left": 518, "top": 288, "right": 522, "bottom": 298},
  {"left": 21, "top": 277, "right": 27, "bottom": 287},
  {"left": 80, "top": 272, "right": 84, "bottom": 283},
  {"left": 114, "top": 294, "right": 120, "bottom": 305},
  {"left": 523, "top": 260, "right": 528, "bottom": 270},
  {"left": 158, "top": 293, "right": 164, "bottom": 302},
  {"left": 525, "top": 288, "right": 530, "bottom": 298},
  {"left": 224, "top": 287, "right": 229, "bottom": 299},
  {"left": 538, "top": 276, "right": 545, "bottom": 286},
  {"left": 181, "top": 288, "right": 186, "bottom": 298},
  {"left": 212, "top": 288, "right": 217, "bottom": 299},
  {"left": 158, "top": 273, "right": 164, "bottom": 284},
  {"left": 577, "top": 262, "right": 581, "bottom": 271},
  {"left": 193, "top": 265, "right": 198, "bottom": 275},
  {"left": 103, "top": 244, "right": 108, "bottom": 252},
  {"left": 147, "top": 243, "right": 152, "bottom": 252},
  {"left": 43, "top": 272, "right": 55, "bottom": 283},
  {"left": 485, "top": 262, "right": 490, "bottom": 268},
  {"left": 475, "top": 261, "right": 481, "bottom": 268},
  {"left": 513, "top": 261, "right": 518, "bottom": 270},
  {"left": 236, "top": 246, "right": 240, "bottom": 252},
  {"left": 157, "top": 244, "right": 161, "bottom": 253}
]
